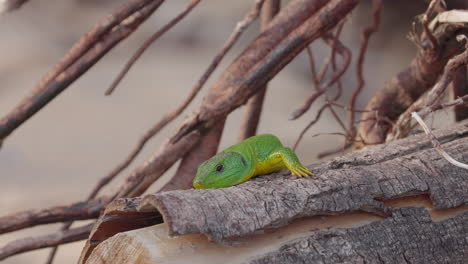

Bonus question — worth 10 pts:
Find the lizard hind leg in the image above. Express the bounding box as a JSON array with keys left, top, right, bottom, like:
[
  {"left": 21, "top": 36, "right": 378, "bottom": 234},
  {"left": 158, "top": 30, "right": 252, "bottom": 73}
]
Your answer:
[{"left": 271, "top": 147, "right": 313, "bottom": 177}]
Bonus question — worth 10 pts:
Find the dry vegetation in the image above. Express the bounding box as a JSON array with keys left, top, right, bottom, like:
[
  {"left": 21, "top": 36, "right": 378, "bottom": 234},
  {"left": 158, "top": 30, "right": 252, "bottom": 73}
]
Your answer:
[{"left": 0, "top": 0, "right": 468, "bottom": 263}]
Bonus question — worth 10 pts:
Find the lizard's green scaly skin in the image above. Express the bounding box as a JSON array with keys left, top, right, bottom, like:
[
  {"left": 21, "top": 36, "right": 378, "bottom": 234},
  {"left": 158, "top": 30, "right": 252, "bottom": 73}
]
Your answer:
[{"left": 193, "top": 134, "right": 312, "bottom": 189}]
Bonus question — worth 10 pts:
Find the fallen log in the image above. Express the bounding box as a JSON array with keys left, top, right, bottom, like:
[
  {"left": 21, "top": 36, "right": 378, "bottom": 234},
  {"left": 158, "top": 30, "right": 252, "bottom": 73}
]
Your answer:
[{"left": 81, "top": 122, "right": 468, "bottom": 263}]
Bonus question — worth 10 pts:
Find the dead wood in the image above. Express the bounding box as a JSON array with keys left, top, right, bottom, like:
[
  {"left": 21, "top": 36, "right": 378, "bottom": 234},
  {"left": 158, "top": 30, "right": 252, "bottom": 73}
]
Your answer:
[
  {"left": 80, "top": 122, "right": 468, "bottom": 263},
  {"left": 0, "top": 0, "right": 165, "bottom": 142},
  {"left": 389, "top": 43, "right": 468, "bottom": 140},
  {"left": 143, "top": 122, "right": 468, "bottom": 241},
  {"left": 0, "top": 0, "right": 360, "bottom": 261},
  {"left": 78, "top": 197, "right": 163, "bottom": 263},
  {"left": 171, "top": 0, "right": 359, "bottom": 143},
  {"left": 84, "top": 206, "right": 468, "bottom": 264},
  {"left": 238, "top": 0, "right": 280, "bottom": 141},
  {"left": 78, "top": 121, "right": 468, "bottom": 263},
  {"left": 161, "top": 121, "right": 225, "bottom": 191},
  {"left": 357, "top": 23, "right": 468, "bottom": 145},
  {"left": 0, "top": 223, "right": 93, "bottom": 261},
  {"left": 249, "top": 207, "right": 468, "bottom": 264},
  {"left": 0, "top": 199, "right": 105, "bottom": 235},
  {"left": 164, "top": 0, "right": 267, "bottom": 193},
  {"left": 0, "top": 3, "right": 359, "bottom": 260},
  {"left": 111, "top": 0, "right": 359, "bottom": 200}
]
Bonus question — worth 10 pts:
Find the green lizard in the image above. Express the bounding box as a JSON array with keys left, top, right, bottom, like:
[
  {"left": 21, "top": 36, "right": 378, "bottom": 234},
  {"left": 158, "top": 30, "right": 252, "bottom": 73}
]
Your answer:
[{"left": 193, "top": 134, "right": 312, "bottom": 189}]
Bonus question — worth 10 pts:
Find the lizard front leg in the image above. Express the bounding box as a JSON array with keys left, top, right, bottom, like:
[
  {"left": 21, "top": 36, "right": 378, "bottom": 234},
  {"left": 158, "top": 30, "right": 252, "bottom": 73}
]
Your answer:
[{"left": 269, "top": 147, "right": 313, "bottom": 177}]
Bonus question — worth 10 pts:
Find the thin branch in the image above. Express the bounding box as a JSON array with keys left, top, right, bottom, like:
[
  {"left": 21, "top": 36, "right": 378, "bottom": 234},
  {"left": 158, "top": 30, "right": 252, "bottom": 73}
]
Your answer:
[
  {"left": 162, "top": 0, "right": 268, "bottom": 191},
  {"left": 289, "top": 90, "right": 327, "bottom": 120},
  {"left": 105, "top": 0, "right": 202, "bottom": 95},
  {"left": 412, "top": 112, "right": 468, "bottom": 170},
  {"left": 292, "top": 104, "right": 328, "bottom": 151},
  {"left": 293, "top": 26, "right": 351, "bottom": 151},
  {"left": 322, "top": 26, "right": 350, "bottom": 133},
  {"left": 45, "top": 5, "right": 201, "bottom": 263},
  {"left": 327, "top": 101, "right": 377, "bottom": 113},
  {"left": 0, "top": 199, "right": 104, "bottom": 235},
  {"left": 419, "top": 94, "right": 468, "bottom": 117},
  {"left": 306, "top": 47, "right": 320, "bottom": 89},
  {"left": 0, "top": 223, "right": 93, "bottom": 261},
  {"left": 357, "top": 18, "right": 467, "bottom": 146},
  {"left": 347, "top": 0, "right": 383, "bottom": 139},
  {"left": 389, "top": 44, "right": 468, "bottom": 140},
  {"left": 238, "top": 0, "right": 280, "bottom": 141},
  {"left": 101, "top": 0, "right": 267, "bottom": 191},
  {"left": 421, "top": 0, "right": 441, "bottom": 50},
  {"left": 0, "top": 0, "right": 164, "bottom": 142},
  {"left": 289, "top": 32, "right": 351, "bottom": 121}
]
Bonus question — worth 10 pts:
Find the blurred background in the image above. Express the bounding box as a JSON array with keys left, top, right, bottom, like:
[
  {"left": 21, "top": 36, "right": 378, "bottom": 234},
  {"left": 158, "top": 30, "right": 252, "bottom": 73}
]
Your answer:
[{"left": 0, "top": 0, "right": 437, "bottom": 263}]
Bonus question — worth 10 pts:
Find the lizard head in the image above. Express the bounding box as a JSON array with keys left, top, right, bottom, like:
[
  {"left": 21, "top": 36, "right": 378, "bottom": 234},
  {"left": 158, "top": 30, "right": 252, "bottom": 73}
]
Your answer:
[{"left": 193, "top": 151, "right": 249, "bottom": 189}]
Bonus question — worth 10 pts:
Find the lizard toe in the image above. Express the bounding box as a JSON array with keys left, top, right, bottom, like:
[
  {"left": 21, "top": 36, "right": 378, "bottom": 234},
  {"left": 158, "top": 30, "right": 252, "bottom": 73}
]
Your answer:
[{"left": 299, "top": 166, "right": 313, "bottom": 176}]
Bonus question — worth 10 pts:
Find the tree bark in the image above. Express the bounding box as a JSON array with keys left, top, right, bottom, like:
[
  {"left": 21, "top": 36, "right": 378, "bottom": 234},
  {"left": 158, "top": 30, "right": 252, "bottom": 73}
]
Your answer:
[
  {"left": 249, "top": 207, "right": 468, "bottom": 264},
  {"left": 357, "top": 23, "right": 468, "bottom": 145},
  {"left": 84, "top": 207, "right": 468, "bottom": 264},
  {"left": 80, "top": 122, "right": 468, "bottom": 263}
]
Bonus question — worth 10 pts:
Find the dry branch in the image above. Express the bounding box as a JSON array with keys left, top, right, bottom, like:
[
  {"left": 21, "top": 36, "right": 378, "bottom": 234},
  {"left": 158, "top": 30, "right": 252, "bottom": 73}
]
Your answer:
[
  {"left": 115, "top": 0, "right": 359, "bottom": 199},
  {"left": 0, "top": 0, "right": 165, "bottom": 142},
  {"left": 293, "top": 31, "right": 351, "bottom": 151},
  {"left": 0, "top": 0, "right": 359, "bottom": 261},
  {"left": 0, "top": 223, "right": 93, "bottom": 261},
  {"left": 389, "top": 44, "right": 468, "bottom": 140},
  {"left": 161, "top": 121, "right": 225, "bottom": 191},
  {"left": 289, "top": 33, "right": 351, "bottom": 121},
  {"left": 358, "top": 21, "right": 468, "bottom": 146},
  {"left": 348, "top": 0, "right": 383, "bottom": 140},
  {"left": 418, "top": 94, "right": 468, "bottom": 117},
  {"left": 0, "top": 199, "right": 105, "bottom": 235},
  {"left": 105, "top": 0, "right": 201, "bottom": 95},
  {"left": 102, "top": 0, "right": 267, "bottom": 187},
  {"left": 172, "top": 0, "right": 359, "bottom": 143},
  {"left": 161, "top": 0, "right": 266, "bottom": 192},
  {"left": 238, "top": 0, "right": 280, "bottom": 141},
  {"left": 412, "top": 112, "right": 468, "bottom": 170}
]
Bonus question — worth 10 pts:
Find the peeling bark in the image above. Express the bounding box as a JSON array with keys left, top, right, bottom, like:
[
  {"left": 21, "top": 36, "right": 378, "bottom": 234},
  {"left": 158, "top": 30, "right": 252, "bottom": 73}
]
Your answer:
[
  {"left": 80, "top": 122, "right": 468, "bottom": 264},
  {"left": 84, "top": 206, "right": 468, "bottom": 264},
  {"left": 78, "top": 197, "right": 162, "bottom": 264},
  {"left": 250, "top": 207, "right": 468, "bottom": 264},
  {"left": 147, "top": 122, "right": 468, "bottom": 241}
]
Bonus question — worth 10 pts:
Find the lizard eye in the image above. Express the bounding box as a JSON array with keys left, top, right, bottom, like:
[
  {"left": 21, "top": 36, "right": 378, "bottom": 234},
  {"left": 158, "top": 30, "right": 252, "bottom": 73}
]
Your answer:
[{"left": 216, "top": 164, "right": 224, "bottom": 172}]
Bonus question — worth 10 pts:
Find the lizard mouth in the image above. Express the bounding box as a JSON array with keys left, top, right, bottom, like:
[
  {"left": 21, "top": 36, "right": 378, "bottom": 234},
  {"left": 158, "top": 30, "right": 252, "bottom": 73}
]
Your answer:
[{"left": 193, "top": 173, "right": 240, "bottom": 189}]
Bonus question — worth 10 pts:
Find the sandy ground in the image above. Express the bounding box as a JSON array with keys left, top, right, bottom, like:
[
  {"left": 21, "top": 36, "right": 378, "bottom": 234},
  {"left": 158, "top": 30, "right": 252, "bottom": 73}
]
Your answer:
[{"left": 0, "top": 1, "right": 427, "bottom": 263}]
